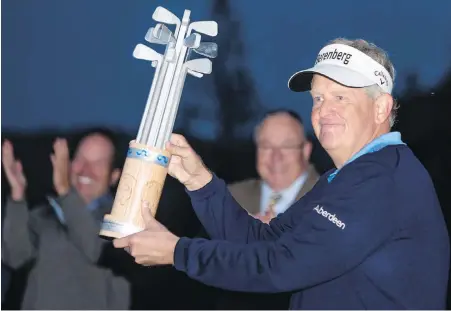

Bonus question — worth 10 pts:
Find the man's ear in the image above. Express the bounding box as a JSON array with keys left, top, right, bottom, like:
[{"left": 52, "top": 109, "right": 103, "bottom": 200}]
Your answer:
[
  {"left": 374, "top": 93, "right": 393, "bottom": 125},
  {"left": 110, "top": 168, "right": 121, "bottom": 186}
]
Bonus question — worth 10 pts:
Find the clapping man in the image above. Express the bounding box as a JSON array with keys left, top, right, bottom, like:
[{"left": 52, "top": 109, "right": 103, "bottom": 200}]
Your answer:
[{"left": 2, "top": 129, "right": 131, "bottom": 309}]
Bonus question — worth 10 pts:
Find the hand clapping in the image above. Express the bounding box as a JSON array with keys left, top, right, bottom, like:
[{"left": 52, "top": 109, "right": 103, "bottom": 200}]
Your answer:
[{"left": 50, "top": 138, "right": 71, "bottom": 196}]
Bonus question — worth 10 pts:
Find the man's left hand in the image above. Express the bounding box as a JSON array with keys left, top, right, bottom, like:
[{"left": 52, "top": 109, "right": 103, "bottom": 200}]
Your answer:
[{"left": 113, "top": 201, "right": 180, "bottom": 266}]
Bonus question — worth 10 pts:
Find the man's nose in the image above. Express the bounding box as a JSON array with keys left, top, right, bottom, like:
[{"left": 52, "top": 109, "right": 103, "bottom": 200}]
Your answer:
[
  {"left": 318, "top": 98, "right": 336, "bottom": 118},
  {"left": 270, "top": 148, "right": 284, "bottom": 161},
  {"left": 76, "top": 161, "right": 91, "bottom": 174}
]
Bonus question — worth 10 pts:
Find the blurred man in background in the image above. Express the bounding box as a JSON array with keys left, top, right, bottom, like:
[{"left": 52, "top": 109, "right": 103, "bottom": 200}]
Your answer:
[
  {"left": 1, "top": 128, "right": 132, "bottom": 309},
  {"left": 214, "top": 110, "right": 320, "bottom": 309},
  {"left": 230, "top": 109, "right": 319, "bottom": 223}
]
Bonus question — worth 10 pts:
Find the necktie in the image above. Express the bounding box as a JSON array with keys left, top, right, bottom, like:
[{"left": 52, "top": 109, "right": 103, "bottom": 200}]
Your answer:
[
  {"left": 266, "top": 193, "right": 282, "bottom": 217},
  {"left": 47, "top": 196, "right": 66, "bottom": 224}
]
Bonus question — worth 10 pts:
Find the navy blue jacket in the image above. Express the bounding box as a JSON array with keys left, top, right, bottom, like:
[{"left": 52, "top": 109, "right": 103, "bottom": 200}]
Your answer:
[{"left": 173, "top": 145, "right": 449, "bottom": 309}]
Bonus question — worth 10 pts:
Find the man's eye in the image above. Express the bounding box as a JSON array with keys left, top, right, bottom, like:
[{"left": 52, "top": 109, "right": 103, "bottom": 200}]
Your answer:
[
  {"left": 313, "top": 96, "right": 323, "bottom": 102},
  {"left": 336, "top": 95, "right": 344, "bottom": 100}
]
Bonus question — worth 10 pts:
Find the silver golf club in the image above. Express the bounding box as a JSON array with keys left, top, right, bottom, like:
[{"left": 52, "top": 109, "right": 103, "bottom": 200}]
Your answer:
[
  {"left": 150, "top": 9, "right": 192, "bottom": 147},
  {"left": 192, "top": 42, "right": 218, "bottom": 58},
  {"left": 185, "top": 58, "right": 212, "bottom": 75},
  {"left": 161, "top": 58, "right": 213, "bottom": 143},
  {"left": 135, "top": 7, "right": 185, "bottom": 144},
  {"left": 184, "top": 33, "right": 201, "bottom": 49},
  {"left": 133, "top": 43, "right": 165, "bottom": 143},
  {"left": 182, "top": 32, "right": 202, "bottom": 64},
  {"left": 187, "top": 21, "right": 218, "bottom": 37},
  {"left": 145, "top": 24, "right": 175, "bottom": 45},
  {"left": 133, "top": 44, "right": 163, "bottom": 63},
  {"left": 183, "top": 20, "right": 217, "bottom": 61},
  {"left": 152, "top": 6, "right": 181, "bottom": 35},
  {"left": 188, "top": 69, "right": 203, "bottom": 78}
]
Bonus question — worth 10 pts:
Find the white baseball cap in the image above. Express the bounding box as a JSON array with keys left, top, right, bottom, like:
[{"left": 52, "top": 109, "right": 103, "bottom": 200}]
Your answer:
[{"left": 288, "top": 43, "right": 393, "bottom": 94}]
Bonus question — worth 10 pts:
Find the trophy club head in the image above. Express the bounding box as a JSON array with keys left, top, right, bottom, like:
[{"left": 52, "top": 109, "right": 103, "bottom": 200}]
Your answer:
[
  {"left": 133, "top": 44, "right": 162, "bottom": 63},
  {"left": 187, "top": 21, "right": 218, "bottom": 37},
  {"left": 132, "top": 6, "right": 218, "bottom": 148},
  {"left": 193, "top": 42, "right": 218, "bottom": 59},
  {"left": 152, "top": 6, "right": 181, "bottom": 34},
  {"left": 145, "top": 24, "right": 175, "bottom": 45}
]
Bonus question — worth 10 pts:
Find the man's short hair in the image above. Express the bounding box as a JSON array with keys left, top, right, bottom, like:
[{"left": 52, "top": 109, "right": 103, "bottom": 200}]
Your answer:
[
  {"left": 328, "top": 38, "right": 399, "bottom": 127},
  {"left": 71, "top": 127, "right": 122, "bottom": 170},
  {"left": 261, "top": 109, "right": 304, "bottom": 126},
  {"left": 253, "top": 109, "right": 305, "bottom": 142}
]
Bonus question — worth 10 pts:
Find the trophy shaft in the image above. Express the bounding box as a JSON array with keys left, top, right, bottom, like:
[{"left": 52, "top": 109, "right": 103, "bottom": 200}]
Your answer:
[
  {"left": 138, "top": 50, "right": 173, "bottom": 145},
  {"left": 137, "top": 41, "right": 177, "bottom": 145},
  {"left": 154, "top": 40, "right": 194, "bottom": 147},
  {"left": 136, "top": 62, "right": 163, "bottom": 143},
  {"left": 136, "top": 12, "right": 184, "bottom": 145},
  {"left": 161, "top": 67, "right": 189, "bottom": 144},
  {"left": 144, "top": 10, "right": 191, "bottom": 149}
]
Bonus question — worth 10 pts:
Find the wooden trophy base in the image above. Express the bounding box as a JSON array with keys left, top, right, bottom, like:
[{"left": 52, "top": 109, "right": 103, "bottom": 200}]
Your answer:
[{"left": 99, "top": 141, "right": 171, "bottom": 240}]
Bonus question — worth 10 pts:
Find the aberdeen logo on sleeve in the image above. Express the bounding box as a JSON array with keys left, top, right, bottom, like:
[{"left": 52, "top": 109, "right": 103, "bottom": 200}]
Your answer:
[{"left": 313, "top": 205, "right": 346, "bottom": 230}]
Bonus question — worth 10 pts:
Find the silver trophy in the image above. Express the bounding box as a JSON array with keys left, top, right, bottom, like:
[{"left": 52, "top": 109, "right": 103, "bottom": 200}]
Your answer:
[{"left": 100, "top": 7, "right": 218, "bottom": 239}]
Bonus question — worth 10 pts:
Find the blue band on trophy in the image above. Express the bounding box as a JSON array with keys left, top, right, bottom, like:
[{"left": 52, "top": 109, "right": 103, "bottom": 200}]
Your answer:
[{"left": 127, "top": 147, "right": 169, "bottom": 167}]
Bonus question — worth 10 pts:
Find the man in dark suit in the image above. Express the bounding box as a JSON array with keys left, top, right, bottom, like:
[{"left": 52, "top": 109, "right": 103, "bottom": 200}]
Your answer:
[{"left": 217, "top": 109, "right": 320, "bottom": 309}]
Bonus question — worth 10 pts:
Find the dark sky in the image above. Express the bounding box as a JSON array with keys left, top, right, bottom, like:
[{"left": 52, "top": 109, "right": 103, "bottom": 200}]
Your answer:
[{"left": 3, "top": 0, "right": 451, "bottom": 139}]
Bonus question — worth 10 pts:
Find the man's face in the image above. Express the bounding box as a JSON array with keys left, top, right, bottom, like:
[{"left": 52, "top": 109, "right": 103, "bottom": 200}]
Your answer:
[
  {"left": 256, "top": 113, "right": 311, "bottom": 191},
  {"left": 310, "top": 75, "right": 377, "bottom": 160},
  {"left": 70, "top": 134, "right": 119, "bottom": 203}
]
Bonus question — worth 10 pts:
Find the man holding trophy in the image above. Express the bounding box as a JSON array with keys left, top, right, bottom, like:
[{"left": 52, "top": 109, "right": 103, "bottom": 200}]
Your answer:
[{"left": 109, "top": 6, "right": 449, "bottom": 310}]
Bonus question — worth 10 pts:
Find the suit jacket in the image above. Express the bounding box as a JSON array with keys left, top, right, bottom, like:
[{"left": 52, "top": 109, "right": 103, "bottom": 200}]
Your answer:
[
  {"left": 229, "top": 164, "right": 320, "bottom": 215},
  {"left": 1, "top": 189, "right": 133, "bottom": 310},
  {"left": 213, "top": 165, "right": 320, "bottom": 310}
]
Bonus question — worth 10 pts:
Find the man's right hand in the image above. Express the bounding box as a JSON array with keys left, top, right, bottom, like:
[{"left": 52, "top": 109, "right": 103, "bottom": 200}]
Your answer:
[
  {"left": 2, "top": 140, "right": 27, "bottom": 201},
  {"left": 165, "top": 134, "right": 212, "bottom": 191}
]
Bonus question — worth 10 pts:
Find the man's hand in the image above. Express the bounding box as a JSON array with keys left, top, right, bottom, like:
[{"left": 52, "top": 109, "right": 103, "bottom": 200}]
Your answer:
[
  {"left": 113, "top": 201, "right": 180, "bottom": 266},
  {"left": 2, "top": 140, "right": 27, "bottom": 201},
  {"left": 165, "top": 133, "right": 212, "bottom": 191},
  {"left": 50, "top": 138, "right": 71, "bottom": 196}
]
